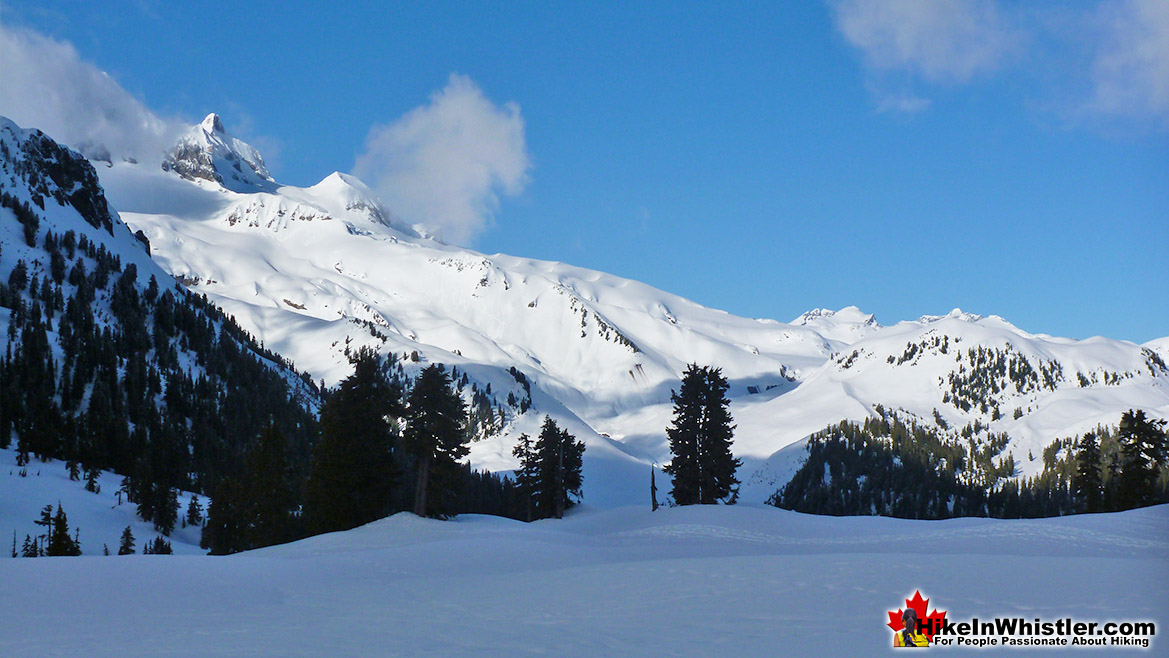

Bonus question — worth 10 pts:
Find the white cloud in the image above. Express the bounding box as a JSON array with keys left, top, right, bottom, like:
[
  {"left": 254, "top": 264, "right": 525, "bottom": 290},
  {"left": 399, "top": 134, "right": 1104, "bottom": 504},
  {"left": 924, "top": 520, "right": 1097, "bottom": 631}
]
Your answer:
[
  {"left": 0, "top": 22, "right": 180, "bottom": 163},
  {"left": 834, "top": 0, "right": 1019, "bottom": 84},
  {"left": 353, "top": 74, "right": 531, "bottom": 245},
  {"left": 1090, "top": 0, "right": 1169, "bottom": 123}
]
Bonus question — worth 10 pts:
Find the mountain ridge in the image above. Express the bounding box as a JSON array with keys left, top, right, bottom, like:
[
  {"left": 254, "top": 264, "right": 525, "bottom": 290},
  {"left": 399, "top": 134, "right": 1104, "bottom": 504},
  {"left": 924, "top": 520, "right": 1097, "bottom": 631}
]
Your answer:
[{"left": 7, "top": 113, "right": 1166, "bottom": 506}]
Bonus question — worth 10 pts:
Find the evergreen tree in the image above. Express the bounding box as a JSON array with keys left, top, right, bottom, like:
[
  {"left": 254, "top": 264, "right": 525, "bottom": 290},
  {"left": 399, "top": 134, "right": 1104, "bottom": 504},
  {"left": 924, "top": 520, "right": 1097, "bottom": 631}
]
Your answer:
[
  {"left": 664, "top": 365, "right": 704, "bottom": 505},
  {"left": 143, "top": 536, "right": 172, "bottom": 555},
  {"left": 402, "top": 364, "right": 468, "bottom": 518},
  {"left": 201, "top": 479, "right": 245, "bottom": 555},
  {"left": 532, "top": 416, "right": 585, "bottom": 519},
  {"left": 118, "top": 525, "right": 135, "bottom": 555},
  {"left": 511, "top": 433, "right": 537, "bottom": 522},
  {"left": 664, "top": 365, "right": 739, "bottom": 505},
  {"left": 304, "top": 348, "right": 402, "bottom": 534},
  {"left": 241, "top": 423, "right": 299, "bottom": 548},
  {"left": 1117, "top": 409, "right": 1168, "bottom": 509},
  {"left": 1073, "top": 432, "right": 1104, "bottom": 513},
  {"left": 83, "top": 466, "right": 100, "bottom": 493},
  {"left": 1103, "top": 453, "right": 1123, "bottom": 512},
  {"left": 34, "top": 504, "right": 53, "bottom": 539},
  {"left": 45, "top": 504, "right": 81, "bottom": 556},
  {"left": 185, "top": 493, "right": 204, "bottom": 527},
  {"left": 154, "top": 486, "right": 179, "bottom": 536},
  {"left": 697, "top": 366, "right": 739, "bottom": 503}
]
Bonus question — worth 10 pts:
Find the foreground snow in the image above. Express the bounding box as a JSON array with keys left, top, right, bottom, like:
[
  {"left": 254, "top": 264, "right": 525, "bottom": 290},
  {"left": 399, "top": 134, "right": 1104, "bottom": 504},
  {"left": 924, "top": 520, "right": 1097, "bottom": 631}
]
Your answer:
[{"left": 1, "top": 503, "right": 1165, "bottom": 656}]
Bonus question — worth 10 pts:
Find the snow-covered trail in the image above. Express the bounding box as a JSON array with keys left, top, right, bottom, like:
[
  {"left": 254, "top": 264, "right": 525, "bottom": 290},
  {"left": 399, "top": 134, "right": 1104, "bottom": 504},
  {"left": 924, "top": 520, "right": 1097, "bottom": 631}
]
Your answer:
[{"left": 1, "top": 504, "right": 1165, "bottom": 656}]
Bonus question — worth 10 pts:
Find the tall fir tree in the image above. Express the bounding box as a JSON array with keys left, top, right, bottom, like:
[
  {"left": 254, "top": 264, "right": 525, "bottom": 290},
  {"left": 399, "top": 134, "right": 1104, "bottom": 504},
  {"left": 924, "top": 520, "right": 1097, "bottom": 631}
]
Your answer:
[
  {"left": 1073, "top": 432, "right": 1104, "bottom": 513},
  {"left": 511, "top": 433, "right": 537, "bottom": 522},
  {"left": 200, "top": 479, "right": 246, "bottom": 555},
  {"left": 664, "top": 364, "right": 739, "bottom": 505},
  {"left": 241, "top": 423, "right": 299, "bottom": 548},
  {"left": 303, "top": 348, "right": 402, "bottom": 534},
  {"left": 697, "top": 366, "right": 739, "bottom": 503},
  {"left": 664, "top": 365, "right": 704, "bottom": 505},
  {"left": 185, "top": 493, "right": 203, "bottom": 527},
  {"left": 402, "top": 364, "right": 468, "bottom": 518},
  {"left": 45, "top": 504, "right": 81, "bottom": 556},
  {"left": 532, "top": 416, "right": 585, "bottom": 519},
  {"left": 1116, "top": 409, "right": 1168, "bottom": 510},
  {"left": 33, "top": 504, "right": 52, "bottom": 544},
  {"left": 118, "top": 525, "right": 136, "bottom": 555}
]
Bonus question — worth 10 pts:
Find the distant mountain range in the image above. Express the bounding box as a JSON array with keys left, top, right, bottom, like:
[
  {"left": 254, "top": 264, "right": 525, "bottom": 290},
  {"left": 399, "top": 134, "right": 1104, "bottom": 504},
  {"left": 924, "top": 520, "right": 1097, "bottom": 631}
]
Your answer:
[{"left": 3, "top": 114, "right": 1167, "bottom": 506}]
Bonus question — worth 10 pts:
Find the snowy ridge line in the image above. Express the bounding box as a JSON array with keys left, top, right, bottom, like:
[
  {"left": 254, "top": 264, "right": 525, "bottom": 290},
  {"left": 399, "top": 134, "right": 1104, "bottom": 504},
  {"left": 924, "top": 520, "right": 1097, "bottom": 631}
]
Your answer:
[{"left": 45, "top": 113, "right": 1163, "bottom": 504}]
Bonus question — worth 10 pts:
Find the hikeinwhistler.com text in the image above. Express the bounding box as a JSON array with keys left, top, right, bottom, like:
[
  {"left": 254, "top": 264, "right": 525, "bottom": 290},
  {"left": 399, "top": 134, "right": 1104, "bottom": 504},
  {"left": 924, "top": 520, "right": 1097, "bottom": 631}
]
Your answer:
[{"left": 922, "top": 617, "right": 1155, "bottom": 649}]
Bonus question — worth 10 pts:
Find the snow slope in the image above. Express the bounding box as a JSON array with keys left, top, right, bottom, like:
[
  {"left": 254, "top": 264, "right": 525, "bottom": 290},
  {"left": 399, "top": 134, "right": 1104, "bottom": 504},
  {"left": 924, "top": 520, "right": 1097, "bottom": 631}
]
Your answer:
[
  {"left": 1, "top": 503, "right": 1165, "bottom": 656},
  {"left": 90, "top": 117, "right": 1168, "bottom": 504},
  {"left": 0, "top": 449, "right": 205, "bottom": 557}
]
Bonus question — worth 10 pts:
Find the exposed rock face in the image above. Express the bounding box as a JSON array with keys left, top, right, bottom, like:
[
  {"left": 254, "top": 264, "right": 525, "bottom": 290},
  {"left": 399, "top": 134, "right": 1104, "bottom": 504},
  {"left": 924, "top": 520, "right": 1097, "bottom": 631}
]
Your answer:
[{"left": 161, "top": 113, "right": 273, "bottom": 192}]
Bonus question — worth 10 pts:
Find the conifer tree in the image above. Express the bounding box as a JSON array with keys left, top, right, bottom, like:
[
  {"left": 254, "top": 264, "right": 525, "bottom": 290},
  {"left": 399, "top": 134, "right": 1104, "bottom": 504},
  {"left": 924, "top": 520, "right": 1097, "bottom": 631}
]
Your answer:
[
  {"left": 201, "top": 479, "right": 245, "bottom": 555},
  {"left": 45, "top": 504, "right": 81, "bottom": 556},
  {"left": 83, "top": 466, "right": 100, "bottom": 493},
  {"left": 34, "top": 504, "right": 53, "bottom": 537},
  {"left": 241, "top": 423, "right": 299, "bottom": 547},
  {"left": 664, "top": 365, "right": 739, "bottom": 505},
  {"left": 664, "top": 365, "right": 704, "bottom": 505},
  {"left": 143, "top": 536, "right": 172, "bottom": 555},
  {"left": 698, "top": 366, "right": 739, "bottom": 503},
  {"left": 304, "top": 348, "right": 402, "bottom": 534},
  {"left": 532, "top": 416, "right": 585, "bottom": 519},
  {"left": 511, "top": 433, "right": 537, "bottom": 522},
  {"left": 1073, "top": 432, "right": 1104, "bottom": 513},
  {"left": 1103, "top": 453, "right": 1123, "bottom": 512},
  {"left": 185, "top": 494, "right": 203, "bottom": 527},
  {"left": 402, "top": 364, "right": 468, "bottom": 518},
  {"left": 154, "top": 487, "right": 179, "bottom": 536},
  {"left": 1117, "top": 409, "right": 1168, "bottom": 509},
  {"left": 118, "top": 525, "right": 135, "bottom": 555}
]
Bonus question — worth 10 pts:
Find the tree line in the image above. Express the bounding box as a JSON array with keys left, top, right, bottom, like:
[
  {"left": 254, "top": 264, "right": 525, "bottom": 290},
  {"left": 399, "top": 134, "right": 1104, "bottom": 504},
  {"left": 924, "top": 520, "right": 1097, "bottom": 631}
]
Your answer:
[
  {"left": 201, "top": 349, "right": 586, "bottom": 554},
  {"left": 1072, "top": 410, "right": 1167, "bottom": 513},
  {"left": 772, "top": 407, "right": 1167, "bottom": 519}
]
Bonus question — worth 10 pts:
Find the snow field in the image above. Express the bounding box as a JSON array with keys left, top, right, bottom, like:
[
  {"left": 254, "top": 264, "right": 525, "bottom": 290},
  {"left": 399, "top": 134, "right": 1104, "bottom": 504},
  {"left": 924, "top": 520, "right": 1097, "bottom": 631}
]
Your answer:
[{"left": 1, "top": 500, "right": 1165, "bottom": 656}]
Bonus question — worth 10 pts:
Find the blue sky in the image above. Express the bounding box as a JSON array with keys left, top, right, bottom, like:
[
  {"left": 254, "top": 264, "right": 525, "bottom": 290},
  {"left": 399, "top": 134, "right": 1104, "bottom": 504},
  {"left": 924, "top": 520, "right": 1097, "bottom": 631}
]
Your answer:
[{"left": 1, "top": 0, "right": 1166, "bottom": 342}]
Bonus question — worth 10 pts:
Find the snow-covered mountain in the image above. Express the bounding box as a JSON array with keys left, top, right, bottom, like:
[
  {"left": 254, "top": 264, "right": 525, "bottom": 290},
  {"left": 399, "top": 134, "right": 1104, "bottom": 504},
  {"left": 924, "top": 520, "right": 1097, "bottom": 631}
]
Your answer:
[
  {"left": 162, "top": 113, "right": 275, "bottom": 193},
  {"left": 0, "top": 116, "right": 318, "bottom": 521},
  {"left": 79, "top": 115, "right": 1169, "bottom": 505}
]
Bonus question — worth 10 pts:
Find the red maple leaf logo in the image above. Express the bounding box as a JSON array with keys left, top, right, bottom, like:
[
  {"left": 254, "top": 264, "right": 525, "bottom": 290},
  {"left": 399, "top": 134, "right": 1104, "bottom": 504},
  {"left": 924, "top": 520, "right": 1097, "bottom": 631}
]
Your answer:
[{"left": 887, "top": 590, "right": 947, "bottom": 642}]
